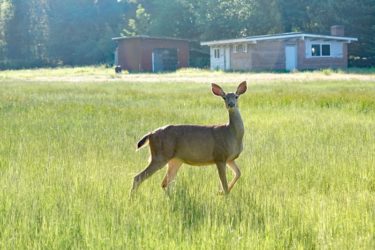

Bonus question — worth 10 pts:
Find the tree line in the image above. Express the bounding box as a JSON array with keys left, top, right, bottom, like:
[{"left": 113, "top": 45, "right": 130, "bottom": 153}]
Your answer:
[{"left": 0, "top": 0, "right": 374, "bottom": 69}]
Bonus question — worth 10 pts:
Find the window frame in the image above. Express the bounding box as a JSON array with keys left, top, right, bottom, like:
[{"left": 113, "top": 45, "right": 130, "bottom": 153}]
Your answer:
[
  {"left": 234, "top": 43, "right": 247, "bottom": 53},
  {"left": 311, "top": 43, "right": 331, "bottom": 57}
]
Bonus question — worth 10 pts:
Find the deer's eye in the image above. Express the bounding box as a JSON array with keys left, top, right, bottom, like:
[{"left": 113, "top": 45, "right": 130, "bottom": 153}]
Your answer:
[
  {"left": 235, "top": 95, "right": 239, "bottom": 99},
  {"left": 222, "top": 96, "right": 226, "bottom": 100}
]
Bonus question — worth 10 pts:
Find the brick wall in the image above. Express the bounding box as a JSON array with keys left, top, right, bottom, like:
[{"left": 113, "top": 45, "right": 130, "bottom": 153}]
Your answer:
[
  {"left": 117, "top": 37, "right": 189, "bottom": 72},
  {"left": 228, "top": 39, "right": 349, "bottom": 71},
  {"left": 230, "top": 46, "right": 252, "bottom": 70},
  {"left": 297, "top": 40, "right": 348, "bottom": 70},
  {"left": 249, "top": 41, "right": 286, "bottom": 70},
  {"left": 118, "top": 39, "right": 142, "bottom": 71}
]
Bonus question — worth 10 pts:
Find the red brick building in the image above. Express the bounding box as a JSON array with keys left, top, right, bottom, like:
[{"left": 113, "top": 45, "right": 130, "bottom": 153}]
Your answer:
[
  {"left": 112, "top": 36, "right": 189, "bottom": 72},
  {"left": 201, "top": 26, "right": 358, "bottom": 71}
]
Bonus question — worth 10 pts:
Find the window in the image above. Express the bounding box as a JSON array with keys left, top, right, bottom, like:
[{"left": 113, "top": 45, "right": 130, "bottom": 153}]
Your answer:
[
  {"left": 214, "top": 48, "right": 220, "bottom": 58},
  {"left": 234, "top": 44, "right": 247, "bottom": 53},
  {"left": 311, "top": 44, "right": 331, "bottom": 57},
  {"left": 311, "top": 44, "right": 320, "bottom": 56},
  {"left": 322, "top": 44, "right": 331, "bottom": 56}
]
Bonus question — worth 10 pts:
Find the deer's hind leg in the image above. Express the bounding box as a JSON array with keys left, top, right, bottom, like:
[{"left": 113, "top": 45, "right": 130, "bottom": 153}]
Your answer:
[
  {"left": 131, "top": 158, "right": 167, "bottom": 194},
  {"left": 161, "top": 159, "right": 182, "bottom": 190}
]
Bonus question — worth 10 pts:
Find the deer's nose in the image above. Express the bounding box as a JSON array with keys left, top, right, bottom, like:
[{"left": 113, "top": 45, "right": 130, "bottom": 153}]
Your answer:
[{"left": 228, "top": 102, "right": 235, "bottom": 108}]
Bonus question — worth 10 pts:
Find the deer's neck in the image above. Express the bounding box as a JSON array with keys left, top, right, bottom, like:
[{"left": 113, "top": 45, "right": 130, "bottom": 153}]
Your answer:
[{"left": 228, "top": 108, "right": 244, "bottom": 140}]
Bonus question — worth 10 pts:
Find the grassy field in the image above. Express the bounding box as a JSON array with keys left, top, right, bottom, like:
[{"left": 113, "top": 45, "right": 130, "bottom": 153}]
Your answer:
[{"left": 0, "top": 68, "right": 374, "bottom": 249}]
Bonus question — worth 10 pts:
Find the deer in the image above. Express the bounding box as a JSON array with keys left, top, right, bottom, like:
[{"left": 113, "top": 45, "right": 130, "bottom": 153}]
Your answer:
[{"left": 131, "top": 81, "right": 247, "bottom": 195}]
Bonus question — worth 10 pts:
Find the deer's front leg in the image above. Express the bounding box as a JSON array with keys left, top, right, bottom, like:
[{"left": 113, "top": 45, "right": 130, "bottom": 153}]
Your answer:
[
  {"left": 216, "top": 161, "right": 229, "bottom": 195},
  {"left": 227, "top": 160, "right": 241, "bottom": 192}
]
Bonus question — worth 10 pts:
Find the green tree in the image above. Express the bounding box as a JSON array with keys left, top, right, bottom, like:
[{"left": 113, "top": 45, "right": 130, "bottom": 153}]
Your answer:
[
  {"left": 48, "top": 0, "right": 126, "bottom": 65},
  {"left": 193, "top": 0, "right": 282, "bottom": 40},
  {"left": 328, "top": 0, "right": 375, "bottom": 65},
  {"left": 143, "top": 0, "right": 200, "bottom": 39},
  {"left": 0, "top": 0, "right": 13, "bottom": 60},
  {"left": 28, "top": 0, "right": 49, "bottom": 63},
  {"left": 4, "top": 0, "right": 33, "bottom": 64},
  {"left": 2, "top": 0, "right": 49, "bottom": 67},
  {"left": 122, "top": 3, "right": 150, "bottom": 36}
]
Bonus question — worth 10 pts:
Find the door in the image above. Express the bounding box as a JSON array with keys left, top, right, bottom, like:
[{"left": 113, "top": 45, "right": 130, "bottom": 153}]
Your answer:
[
  {"left": 211, "top": 47, "right": 225, "bottom": 70},
  {"left": 225, "top": 46, "right": 231, "bottom": 70},
  {"left": 152, "top": 48, "right": 178, "bottom": 72},
  {"left": 114, "top": 47, "right": 119, "bottom": 66},
  {"left": 285, "top": 45, "right": 297, "bottom": 71}
]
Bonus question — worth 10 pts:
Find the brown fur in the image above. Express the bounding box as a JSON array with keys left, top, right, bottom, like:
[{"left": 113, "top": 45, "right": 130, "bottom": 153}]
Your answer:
[{"left": 131, "top": 81, "right": 247, "bottom": 195}]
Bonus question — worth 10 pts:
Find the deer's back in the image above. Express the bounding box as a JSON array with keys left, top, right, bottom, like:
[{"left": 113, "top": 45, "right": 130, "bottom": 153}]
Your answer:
[{"left": 149, "top": 125, "right": 242, "bottom": 165}]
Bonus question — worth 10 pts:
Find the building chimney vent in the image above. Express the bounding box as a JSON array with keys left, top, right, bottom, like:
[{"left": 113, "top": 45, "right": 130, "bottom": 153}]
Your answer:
[{"left": 331, "top": 25, "right": 345, "bottom": 36}]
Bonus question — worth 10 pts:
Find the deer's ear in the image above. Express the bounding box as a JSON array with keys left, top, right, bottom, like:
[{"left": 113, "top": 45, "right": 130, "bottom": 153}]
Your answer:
[
  {"left": 236, "top": 81, "right": 247, "bottom": 95},
  {"left": 211, "top": 83, "right": 225, "bottom": 97}
]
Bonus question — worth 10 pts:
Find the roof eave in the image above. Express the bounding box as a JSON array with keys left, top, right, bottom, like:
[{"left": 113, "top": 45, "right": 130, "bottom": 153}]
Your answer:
[
  {"left": 201, "top": 33, "right": 358, "bottom": 46},
  {"left": 303, "top": 34, "right": 358, "bottom": 42},
  {"left": 201, "top": 38, "right": 251, "bottom": 46},
  {"left": 112, "top": 36, "right": 190, "bottom": 42},
  {"left": 112, "top": 37, "right": 124, "bottom": 41}
]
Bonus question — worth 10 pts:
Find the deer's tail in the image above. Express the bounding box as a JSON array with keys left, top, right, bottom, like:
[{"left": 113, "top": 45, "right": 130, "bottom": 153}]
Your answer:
[{"left": 136, "top": 133, "right": 151, "bottom": 150}]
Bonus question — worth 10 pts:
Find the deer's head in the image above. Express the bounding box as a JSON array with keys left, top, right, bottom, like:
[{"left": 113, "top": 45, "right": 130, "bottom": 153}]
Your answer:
[{"left": 212, "top": 81, "right": 247, "bottom": 110}]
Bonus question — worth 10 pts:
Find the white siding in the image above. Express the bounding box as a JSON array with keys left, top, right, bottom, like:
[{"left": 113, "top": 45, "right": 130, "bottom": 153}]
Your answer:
[{"left": 331, "top": 41, "right": 343, "bottom": 58}]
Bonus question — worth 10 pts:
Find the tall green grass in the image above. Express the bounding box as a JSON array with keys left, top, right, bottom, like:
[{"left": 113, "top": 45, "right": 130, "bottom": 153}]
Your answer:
[{"left": 0, "top": 78, "right": 374, "bottom": 249}]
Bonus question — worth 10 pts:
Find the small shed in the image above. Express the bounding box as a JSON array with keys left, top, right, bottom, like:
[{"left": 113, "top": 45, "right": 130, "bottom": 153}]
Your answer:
[
  {"left": 201, "top": 26, "right": 358, "bottom": 71},
  {"left": 112, "top": 36, "right": 189, "bottom": 72}
]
